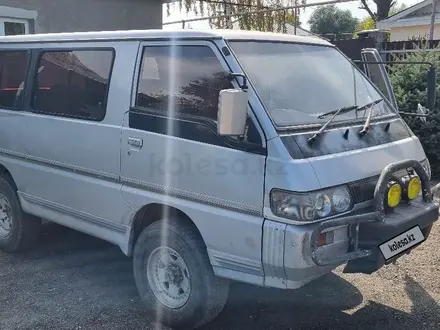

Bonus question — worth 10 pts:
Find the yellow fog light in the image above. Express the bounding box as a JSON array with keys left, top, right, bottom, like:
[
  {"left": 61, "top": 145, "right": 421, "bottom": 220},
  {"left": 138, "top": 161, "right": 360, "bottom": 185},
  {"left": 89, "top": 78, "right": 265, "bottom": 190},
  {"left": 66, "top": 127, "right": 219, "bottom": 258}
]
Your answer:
[
  {"left": 407, "top": 176, "right": 421, "bottom": 200},
  {"left": 387, "top": 183, "right": 402, "bottom": 208}
]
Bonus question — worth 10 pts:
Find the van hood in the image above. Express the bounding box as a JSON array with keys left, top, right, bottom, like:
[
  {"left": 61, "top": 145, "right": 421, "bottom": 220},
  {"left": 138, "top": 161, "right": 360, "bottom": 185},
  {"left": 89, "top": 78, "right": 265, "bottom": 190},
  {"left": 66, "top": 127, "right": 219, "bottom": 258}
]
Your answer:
[
  {"left": 281, "top": 118, "right": 427, "bottom": 188},
  {"left": 308, "top": 136, "right": 426, "bottom": 188}
]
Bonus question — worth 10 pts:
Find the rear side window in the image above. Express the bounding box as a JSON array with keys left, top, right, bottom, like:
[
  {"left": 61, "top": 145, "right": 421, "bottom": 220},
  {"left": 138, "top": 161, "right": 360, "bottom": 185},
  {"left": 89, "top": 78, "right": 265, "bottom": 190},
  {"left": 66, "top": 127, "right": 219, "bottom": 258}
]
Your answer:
[
  {"left": 136, "top": 45, "right": 233, "bottom": 121},
  {"left": 0, "top": 51, "right": 29, "bottom": 109},
  {"left": 32, "top": 49, "right": 114, "bottom": 121}
]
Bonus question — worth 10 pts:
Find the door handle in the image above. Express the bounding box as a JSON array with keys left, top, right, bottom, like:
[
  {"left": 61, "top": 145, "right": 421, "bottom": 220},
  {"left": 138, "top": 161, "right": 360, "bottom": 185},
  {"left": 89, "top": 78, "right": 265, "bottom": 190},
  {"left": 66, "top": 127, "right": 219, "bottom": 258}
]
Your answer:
[{"left": 128, "top": 137, "right": 143, "bottom": 148}]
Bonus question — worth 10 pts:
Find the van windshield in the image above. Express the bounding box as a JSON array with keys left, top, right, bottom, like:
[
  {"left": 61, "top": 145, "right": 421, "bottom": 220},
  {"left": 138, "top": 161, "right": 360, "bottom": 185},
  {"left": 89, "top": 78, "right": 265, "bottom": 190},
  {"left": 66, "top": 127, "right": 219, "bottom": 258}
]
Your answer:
[{"left": 228, "top": 41, "right": 397, "bottom": 127}]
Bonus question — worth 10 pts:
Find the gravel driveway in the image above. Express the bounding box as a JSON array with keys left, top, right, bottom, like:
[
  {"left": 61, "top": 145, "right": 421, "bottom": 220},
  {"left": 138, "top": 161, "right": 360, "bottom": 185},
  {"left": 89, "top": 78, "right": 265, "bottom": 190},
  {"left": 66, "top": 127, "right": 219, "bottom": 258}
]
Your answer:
[{"left": 0, "top": 220, "right": 439, "bottom": 330}]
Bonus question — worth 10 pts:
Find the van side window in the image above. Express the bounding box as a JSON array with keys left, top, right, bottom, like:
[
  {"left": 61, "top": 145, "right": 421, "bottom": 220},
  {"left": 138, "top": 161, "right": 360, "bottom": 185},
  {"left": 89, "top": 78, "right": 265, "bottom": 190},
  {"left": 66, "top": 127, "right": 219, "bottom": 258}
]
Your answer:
[
  {"left": 136, "top": 45, "right": 233, "bottom": 121},
  {"left": 0, "top": 51, "right": 29, "bottom": 109},
  {"left": 32, "top": 50, "right": 114, "bottom": 121}
]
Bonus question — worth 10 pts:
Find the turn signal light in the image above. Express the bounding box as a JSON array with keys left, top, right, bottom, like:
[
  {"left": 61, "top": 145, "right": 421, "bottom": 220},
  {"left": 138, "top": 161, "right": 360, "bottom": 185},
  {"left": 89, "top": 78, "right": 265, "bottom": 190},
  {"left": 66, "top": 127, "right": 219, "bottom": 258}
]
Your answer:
[{"left": 318, "top": 231, "right": 334, "bottom": 247}]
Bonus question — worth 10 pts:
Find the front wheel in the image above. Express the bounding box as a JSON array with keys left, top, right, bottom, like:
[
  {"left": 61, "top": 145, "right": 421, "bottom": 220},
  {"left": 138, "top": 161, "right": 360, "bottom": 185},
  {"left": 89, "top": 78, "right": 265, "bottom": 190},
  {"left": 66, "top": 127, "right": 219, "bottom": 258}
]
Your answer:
[
  {"left": 133, "top": 217, "right": 229, "bottom": 329},
  {"left": 0, "top": 175, "right": 41, "bottom": 252}
]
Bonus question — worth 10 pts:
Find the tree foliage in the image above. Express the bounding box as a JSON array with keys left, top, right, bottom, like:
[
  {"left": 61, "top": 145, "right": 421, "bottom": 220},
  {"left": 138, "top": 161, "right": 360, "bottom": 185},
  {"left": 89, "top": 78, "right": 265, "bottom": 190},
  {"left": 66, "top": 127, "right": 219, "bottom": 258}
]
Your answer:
[
  {"left": 308, "top": 5, "right": 359, "bottom": 36},
  {"left": 166, "top": 0, "right": 306, "bottom": 31},
  {"left": 356, "top": 3, "right": 407, "bottom": 32},
  {"left": 356, "top": 16, "right": 376, "bottom": 31},
  {"left": 388, "top": 44, "right": 440, "bottom": 176}
]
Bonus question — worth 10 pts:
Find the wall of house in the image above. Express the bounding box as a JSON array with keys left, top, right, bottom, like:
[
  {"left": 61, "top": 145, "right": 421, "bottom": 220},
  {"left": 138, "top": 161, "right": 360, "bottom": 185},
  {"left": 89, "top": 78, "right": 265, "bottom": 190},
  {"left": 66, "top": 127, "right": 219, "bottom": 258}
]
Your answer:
[
  {"left": 0, "top": 0, "right": 162, "bottom": 34},
  {"left": 390, "top": 24, "right": 440, "bottom": 41}
]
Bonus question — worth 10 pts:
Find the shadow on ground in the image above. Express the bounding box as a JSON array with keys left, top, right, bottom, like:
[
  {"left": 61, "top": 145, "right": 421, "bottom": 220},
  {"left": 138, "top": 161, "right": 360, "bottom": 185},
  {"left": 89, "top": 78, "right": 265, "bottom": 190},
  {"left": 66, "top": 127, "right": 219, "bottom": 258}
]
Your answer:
[
  {"left": 202, "top": 276, "right": 440, "bottom": 330},
  {"left": 1, "top": 222, "right": 439, "bottom": 330}
]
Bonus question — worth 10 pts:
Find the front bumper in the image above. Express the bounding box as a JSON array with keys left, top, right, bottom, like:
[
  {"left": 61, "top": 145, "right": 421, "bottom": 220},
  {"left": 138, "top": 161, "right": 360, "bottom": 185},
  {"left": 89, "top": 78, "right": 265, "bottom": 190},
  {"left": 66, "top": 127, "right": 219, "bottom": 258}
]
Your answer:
[
  {"left": 310, "top": 159, "right": 438, "bottom": 274},
  {"left": 262, "top": 159, "right": 438, "bottom": 289}
]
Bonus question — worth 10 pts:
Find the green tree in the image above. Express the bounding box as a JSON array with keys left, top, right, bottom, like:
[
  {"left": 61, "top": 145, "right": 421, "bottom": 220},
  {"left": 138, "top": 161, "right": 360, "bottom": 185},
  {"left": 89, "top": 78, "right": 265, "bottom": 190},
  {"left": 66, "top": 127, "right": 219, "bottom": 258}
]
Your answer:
[
  {"left": 308, "top": 5, "right": 359, "bottom": 37},
  {"left": 357, "top": 16, "right": 376, "bottom": 31},
  {"left": 356, "top": 3, "right": 407, "bottom": 32},
  {"left": 388, "top": 44, "right": 440, "bottom": 176},
  {"left": 166, "top": 0, "right": 306, "bottom": 32}
]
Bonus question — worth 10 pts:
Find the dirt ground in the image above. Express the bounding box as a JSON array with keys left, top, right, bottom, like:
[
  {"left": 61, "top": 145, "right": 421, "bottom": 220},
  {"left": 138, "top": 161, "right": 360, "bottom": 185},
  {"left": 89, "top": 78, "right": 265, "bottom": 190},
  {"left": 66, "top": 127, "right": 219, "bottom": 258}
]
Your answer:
[{"left": 0, "top": 219, "right": 439, "bottom": 330}]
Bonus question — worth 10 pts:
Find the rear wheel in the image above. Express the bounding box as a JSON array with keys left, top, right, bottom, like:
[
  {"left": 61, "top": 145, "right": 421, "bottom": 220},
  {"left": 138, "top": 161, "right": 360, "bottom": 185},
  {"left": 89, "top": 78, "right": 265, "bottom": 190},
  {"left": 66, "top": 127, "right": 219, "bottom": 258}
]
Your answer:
[
  {"left": 133, "top": 217, "right": 229, "bottom": 329},
  {"left": 0, "top": 175, "right": 41, "bottom": 252}
]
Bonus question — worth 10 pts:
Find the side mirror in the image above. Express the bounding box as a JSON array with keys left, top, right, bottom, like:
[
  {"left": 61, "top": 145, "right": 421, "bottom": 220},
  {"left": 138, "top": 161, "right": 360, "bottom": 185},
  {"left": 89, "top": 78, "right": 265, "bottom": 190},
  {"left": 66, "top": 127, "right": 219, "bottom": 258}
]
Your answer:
[
  {"left": 217, "top": 89, "right": 248, "bottom": 136},
  {"left": 427, "top": 66, "right": 436, "bottom": 111}
]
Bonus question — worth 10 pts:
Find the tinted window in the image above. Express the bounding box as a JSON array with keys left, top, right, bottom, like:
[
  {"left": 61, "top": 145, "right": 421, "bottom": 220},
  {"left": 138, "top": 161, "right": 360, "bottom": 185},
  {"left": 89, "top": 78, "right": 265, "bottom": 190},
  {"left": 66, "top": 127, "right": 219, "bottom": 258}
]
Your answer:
[
  {"left": 32, "top": 50, "right": 114, "bottom": 121},
  {"left": 4, "top": 22, "right": 26, "bottom": 36},
  {"left": 136, "top": 45, "right": 232, "bottom": 121},
  {"left": 0, "top": 51, "right": 29, "bottom": 109}
]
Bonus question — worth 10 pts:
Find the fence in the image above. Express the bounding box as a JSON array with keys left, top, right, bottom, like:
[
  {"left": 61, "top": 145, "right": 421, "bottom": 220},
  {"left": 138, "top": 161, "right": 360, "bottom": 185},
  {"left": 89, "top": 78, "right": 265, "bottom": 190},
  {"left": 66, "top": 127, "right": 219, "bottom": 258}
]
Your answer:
[
  {"left": 327, "top": 35, "right": 440, "bottom": 65},
  {"left": 379, "top": 39, "right": 440, "bottom": 62},
  {"left": 333, "top": 37, "right": 376, "bottom": 61}
]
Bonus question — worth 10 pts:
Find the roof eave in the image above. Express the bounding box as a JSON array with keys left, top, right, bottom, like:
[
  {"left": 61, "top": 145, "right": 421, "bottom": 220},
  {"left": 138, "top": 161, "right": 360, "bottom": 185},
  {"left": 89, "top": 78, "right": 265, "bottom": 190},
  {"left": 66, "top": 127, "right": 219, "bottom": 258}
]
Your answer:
[{"left": 378, "top": 13, "right": 440, "bottom": 29}]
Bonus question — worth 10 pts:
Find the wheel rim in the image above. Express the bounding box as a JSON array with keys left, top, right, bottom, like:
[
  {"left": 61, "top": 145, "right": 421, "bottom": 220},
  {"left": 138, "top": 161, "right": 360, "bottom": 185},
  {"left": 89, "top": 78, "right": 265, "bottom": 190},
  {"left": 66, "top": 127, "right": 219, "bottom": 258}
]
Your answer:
[
  {"left": 0, "top": 193, "right": 12, "bottom": 238},
  {"left": 146, "top": 246, "right": 191, "bottom": 309}
]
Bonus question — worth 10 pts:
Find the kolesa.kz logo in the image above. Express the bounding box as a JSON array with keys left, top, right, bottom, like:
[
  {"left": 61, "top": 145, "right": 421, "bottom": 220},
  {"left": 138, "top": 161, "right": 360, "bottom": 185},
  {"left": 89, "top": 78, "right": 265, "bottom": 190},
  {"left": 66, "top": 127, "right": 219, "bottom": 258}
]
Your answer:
[{"left": 387, "top": 233, "right": 416, "bottom": 252}]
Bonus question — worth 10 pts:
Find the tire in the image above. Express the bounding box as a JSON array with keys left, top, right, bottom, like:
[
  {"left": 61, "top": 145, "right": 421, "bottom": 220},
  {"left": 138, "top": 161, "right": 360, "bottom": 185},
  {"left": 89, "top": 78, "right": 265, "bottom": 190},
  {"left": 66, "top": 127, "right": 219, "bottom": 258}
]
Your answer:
[
  {"left": 0, "top": 174, "right": 41, "bottom": 252},
  {"left": 133, "top": 217, "right": 230, "bottom": 329}
]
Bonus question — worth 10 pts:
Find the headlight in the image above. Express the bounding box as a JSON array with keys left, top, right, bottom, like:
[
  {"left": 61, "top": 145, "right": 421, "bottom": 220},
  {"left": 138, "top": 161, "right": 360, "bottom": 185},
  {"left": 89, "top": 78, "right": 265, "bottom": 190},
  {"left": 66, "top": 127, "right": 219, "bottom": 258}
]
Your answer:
[
  {"left": 315, "top": 193, "right": 332, "bottom": 218},
  {"left": 332, "top": 187, "right": 352, "bottom": 213},
  {"left": 420, "top": 158, "right": 431, "bottom": 180},
  {"left": 270, "top": 186, "right": 353, "bottom": 222}
]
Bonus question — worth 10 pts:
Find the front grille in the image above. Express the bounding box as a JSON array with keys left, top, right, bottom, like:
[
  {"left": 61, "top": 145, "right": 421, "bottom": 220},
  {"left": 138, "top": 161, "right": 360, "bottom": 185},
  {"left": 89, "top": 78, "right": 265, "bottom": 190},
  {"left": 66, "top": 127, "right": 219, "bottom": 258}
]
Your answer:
[
  {"left": 348, "top": 176, "right": 380, "bottom": 204},
  {"left": 348, "top": 168, "right": 417, "bottom": 204}
]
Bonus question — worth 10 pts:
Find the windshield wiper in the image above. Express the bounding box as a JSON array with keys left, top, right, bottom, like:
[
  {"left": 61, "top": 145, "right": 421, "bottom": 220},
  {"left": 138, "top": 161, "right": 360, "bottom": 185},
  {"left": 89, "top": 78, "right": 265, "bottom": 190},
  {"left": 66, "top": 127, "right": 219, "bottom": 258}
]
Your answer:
[
  {"left": 308, "top": 105, "right": 358, "bottom": 144},
  {"left": 316, "top": 105, "right": 359, "bottom": 119},
  {"left": 358, "top": 98, "right": 384, "bottom": 136},
  {"left": 309, "top": 98, "right": 384, "bottom": 144}
]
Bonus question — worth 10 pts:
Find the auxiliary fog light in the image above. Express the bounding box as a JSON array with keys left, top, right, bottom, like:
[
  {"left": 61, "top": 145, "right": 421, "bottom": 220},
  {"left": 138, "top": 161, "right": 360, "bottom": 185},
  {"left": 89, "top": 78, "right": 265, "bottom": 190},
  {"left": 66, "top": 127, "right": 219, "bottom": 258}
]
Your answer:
[
  {"left": 405, "top": 175, "right": 421, "bottom": 200},
  {"left": 386, "top": 181, "right": 402, "bottom": 208}
]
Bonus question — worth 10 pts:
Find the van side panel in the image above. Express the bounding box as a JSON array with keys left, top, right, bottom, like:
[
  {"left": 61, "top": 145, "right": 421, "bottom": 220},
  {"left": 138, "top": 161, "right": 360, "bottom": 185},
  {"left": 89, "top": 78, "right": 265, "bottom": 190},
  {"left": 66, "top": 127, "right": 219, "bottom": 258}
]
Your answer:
[
  {"left": 121, "top": 183, "right": 265, "bottom": 285},
  {"left": 0, "top": 41, "right": 139, "bottom": 251},
  {"left": 120, "top": 114, "right": 266, "bottom": 276}
]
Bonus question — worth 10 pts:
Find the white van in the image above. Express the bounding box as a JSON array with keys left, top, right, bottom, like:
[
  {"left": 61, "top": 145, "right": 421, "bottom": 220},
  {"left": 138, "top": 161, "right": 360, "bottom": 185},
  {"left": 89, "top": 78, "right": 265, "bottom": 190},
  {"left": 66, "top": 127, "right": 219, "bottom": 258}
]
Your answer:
[{"left": 0, "top": 29, "right": 437, "bottom": 329}]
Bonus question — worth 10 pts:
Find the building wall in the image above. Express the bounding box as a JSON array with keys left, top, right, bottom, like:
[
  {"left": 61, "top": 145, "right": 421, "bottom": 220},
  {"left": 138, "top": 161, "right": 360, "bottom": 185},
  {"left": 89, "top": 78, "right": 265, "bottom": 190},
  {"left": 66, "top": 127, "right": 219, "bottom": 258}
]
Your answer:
[
  {"left": 390, "top": 24, "right": 440, "bottom": 41},
  {"left": 0, "top": 0, "right": 162, "bottom": 34}
]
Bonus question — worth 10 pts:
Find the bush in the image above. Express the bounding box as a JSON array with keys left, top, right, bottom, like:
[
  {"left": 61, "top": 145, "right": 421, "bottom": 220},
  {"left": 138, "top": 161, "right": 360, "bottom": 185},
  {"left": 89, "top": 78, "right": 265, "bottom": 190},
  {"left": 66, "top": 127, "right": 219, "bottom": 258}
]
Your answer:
[{"left": 388, "top": 44, "right": 440, "bottom": 177}]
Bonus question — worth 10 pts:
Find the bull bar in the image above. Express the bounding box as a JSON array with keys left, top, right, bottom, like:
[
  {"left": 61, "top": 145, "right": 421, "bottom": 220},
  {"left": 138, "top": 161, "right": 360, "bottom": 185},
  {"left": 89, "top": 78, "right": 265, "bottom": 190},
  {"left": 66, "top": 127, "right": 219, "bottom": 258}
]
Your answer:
[{"left": 310, "top": 159, "right": 436, "bottom": 267}]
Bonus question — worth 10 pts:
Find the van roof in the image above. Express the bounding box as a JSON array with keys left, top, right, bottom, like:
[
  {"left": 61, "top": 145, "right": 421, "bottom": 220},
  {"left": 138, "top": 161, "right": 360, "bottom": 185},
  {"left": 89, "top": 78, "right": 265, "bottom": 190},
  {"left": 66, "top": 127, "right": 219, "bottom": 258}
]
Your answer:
[{"left": 0, "top": 29, "right": 332, "bottom": 46}]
